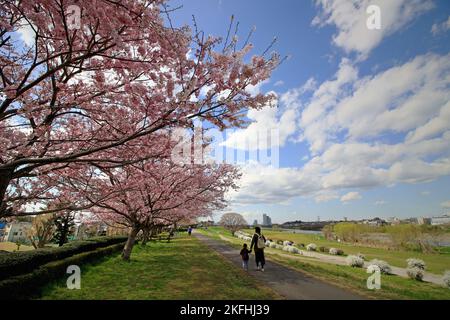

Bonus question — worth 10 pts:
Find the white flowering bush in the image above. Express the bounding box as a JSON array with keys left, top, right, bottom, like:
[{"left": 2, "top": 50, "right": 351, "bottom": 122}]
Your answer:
[
  {"left": 283, "top": 240, "right": 293, "bottom": 246},
  {"left": 306, "top": 243, "right": 317, "bottom": 251},
  {"left": 442, "top": 271, "right": 450, "bottom": 288},
  {"left": 244, "top": 236, "right": 252, "bottom": 241},
  {"left": 406, "top": 258, "right": 426, "bottom": 270},
  {"left": 346, "top": 255, "right": 365, "bottom": 268},
  {"left": 329, "top": 248, "right": 338, "bottom": 255},
  {"left": 283, "top": 245, "right": 290, "bottom": 252},
  {"left": 366, "top": 264, "right": 380, "bottom": 274},
  {"left": 275, "top": 244, "right": 284, "bottom": 250},
  {"left": 357, "top": 253, "right": 366, "bottom": 261},
  {"left": 265, "top": 240, "right": 272, "bottom": 246},
  {"left": 407, "top": 267, "right": 424, "bottom": 281},
  {"left": 269, "top": 242, "right": 277, "bottom": 249},
  {"left": 288, "top": 246, "right": 301, "bottom": 254},
  {"left": 368, "top": 259, "right": 392, "bottom": 274},
  {"left": 329, "top": 248, "right": 344, "bottom": 255}
]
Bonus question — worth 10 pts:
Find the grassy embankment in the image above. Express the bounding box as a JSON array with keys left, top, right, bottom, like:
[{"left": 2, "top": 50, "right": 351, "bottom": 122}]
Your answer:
[
  {"left": 243, "top": 228, "right": 450, "bottom": 274},
  {"left": 40, "top": 235, "right": 280, "bottom": 300},
  {"left": 198, "top": 227, "right": 450, "bottom": 300}
]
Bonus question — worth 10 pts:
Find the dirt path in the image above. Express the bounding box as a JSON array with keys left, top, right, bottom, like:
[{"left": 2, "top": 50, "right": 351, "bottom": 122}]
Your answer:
[{"left": 194, "top": 232, "right": 366, "bottom": 300}]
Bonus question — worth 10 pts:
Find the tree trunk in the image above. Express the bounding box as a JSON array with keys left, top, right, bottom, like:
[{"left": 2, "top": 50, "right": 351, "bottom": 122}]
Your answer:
[
  {"left": 142, "top": 228, "right": 149, "bottom": 245},
  {"left": 122, "top": 227, "right": 139, "bottom": 261},
  {"left": 0, "top": 167, "right": 13, "bottom": 218}
]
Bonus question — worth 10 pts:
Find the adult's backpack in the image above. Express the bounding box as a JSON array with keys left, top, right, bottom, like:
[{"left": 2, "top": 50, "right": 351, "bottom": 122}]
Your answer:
[{"left": 256, "top": 234, "right": 265, "bottom": 249}]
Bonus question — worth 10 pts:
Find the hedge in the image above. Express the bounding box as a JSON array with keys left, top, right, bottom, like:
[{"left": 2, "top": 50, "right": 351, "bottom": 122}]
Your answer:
[
  {"left": 0, "top": 236, "right": 127, "bottom": 281},
  {"left": 0, "top": 242, "right": 125, "bottom": 300}
]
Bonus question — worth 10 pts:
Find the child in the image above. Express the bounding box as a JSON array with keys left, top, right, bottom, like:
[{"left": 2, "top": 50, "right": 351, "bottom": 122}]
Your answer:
[{"left": 240, "top": 243, "right": 250, "bottom": 271}]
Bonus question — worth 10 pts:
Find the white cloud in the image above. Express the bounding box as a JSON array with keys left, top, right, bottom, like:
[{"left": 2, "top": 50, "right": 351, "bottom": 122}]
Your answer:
[
  {"left": 431, "top": 16, "right": 450, "bottom": 35},
  {"left": 314, "top": 191, "right": 339, "bottom": 203},
  {"left": 223, "top": 92, "right": 297, "bottom": 151},
  {"left": 227, "top": 53, "right": 450, "bottom": 206},
  {"left": 421, "top": 191, "right": 431, "bottom": 196},
  {"left": 274, "top": 80, "right": 285, "bottom": 87},
  {"left": 312, "top": 0, "right": 434, "bottom": 58},
  {"left": 340, "top": 192, "right": 362, "bottom": 203},
  {"left": 374, "top": 200, "right": 387, "bottom": 205},
  {"left": 17, "top": 20, "right": 35, "bottom": 46},
  {"left": 246, "top": 79, "right": 270, "bottom": 96},
  {"left": 441, "top": 200, "right": 450, "bottom": 209}
]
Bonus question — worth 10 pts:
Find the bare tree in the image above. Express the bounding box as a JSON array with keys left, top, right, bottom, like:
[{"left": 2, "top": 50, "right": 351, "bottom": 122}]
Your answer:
[
  {"left": 219, "top": 213, "right": 248, "bottom": 235},
  {"left": 27, "top": 214, "right": 55, "bottom": 249}
]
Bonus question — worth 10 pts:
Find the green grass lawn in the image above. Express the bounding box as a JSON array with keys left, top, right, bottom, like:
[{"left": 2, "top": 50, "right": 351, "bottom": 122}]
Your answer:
[
  {"left": 0, "top": 242, "right": 34, "bottom": 252},
  {"left": 39, "top": 235, "right": 280, "bottom": 300},
  {"left": 200, "top": 227, "right": 450, "bottom": 300},
  {"left": 242, "top": 228, "right": 450, "bottom": 275},
  {"left": 269, "top": 254, "right": 450, "bottom": 300}
]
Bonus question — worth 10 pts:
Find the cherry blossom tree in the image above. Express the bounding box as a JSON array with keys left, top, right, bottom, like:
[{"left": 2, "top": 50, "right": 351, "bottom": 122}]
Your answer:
[
  {"left": 0, "top": 0, "right": 278, "bottom": 217},
  {"left": 57, "top": 158, "right": 239, "bottom": 260}
]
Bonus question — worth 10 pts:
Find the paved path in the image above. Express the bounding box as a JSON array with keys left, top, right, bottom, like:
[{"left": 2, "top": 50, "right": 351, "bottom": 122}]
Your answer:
[{"left": 194, "top": 232, "right": 366, "bottom": 300}]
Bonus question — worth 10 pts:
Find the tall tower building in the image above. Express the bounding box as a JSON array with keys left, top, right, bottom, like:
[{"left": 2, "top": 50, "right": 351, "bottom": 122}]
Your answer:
[{"left": 262, "top": 214, "right": 272, "bottom": 226}]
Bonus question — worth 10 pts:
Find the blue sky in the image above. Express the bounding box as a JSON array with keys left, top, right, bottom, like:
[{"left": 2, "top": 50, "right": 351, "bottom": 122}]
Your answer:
[{"left": 169, "top": 0, "right": 450, "bottom": 224}]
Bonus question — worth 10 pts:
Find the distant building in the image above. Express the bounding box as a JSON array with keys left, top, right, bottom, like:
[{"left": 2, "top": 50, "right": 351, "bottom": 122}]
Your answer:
[
  {"left": 387, "top": 217, "right": 401, "bottom": 225},
  {"left": 253, "top": 219, "right": 258, "bottom": 226},
  {"left": 431, "top": 214, "right": 450, "bottom": 225},
  {"left": 0, "top": 221, "right": 5, "bottom": 239},
  {"left": 417, "top": 217, "right": 432, "bottom": 225},
  {"left": 361, "top": 217, "right": 387, "bottom": 226},
  {"left": 402, "top": 217, "right": 419, "bottom": 224},
  {"left": 2, "top": 221, "right": 32, "bottom": 243},
  {"left": 198, "top": 220, "right": 214, "bottom": 227},
  {"left": 262, "top": 214, "right": 272, "bottom": 227}
]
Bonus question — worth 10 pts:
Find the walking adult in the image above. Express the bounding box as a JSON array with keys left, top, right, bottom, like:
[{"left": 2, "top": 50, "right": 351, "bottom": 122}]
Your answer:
[{"left": 250, "top": 226, "right": 266, "bottom": 271}]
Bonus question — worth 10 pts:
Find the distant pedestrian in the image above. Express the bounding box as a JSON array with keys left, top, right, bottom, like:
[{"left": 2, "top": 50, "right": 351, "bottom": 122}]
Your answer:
[
  {"left": 188, "top": 226, "right": 192, "bottom": 236},
  {"left": 240, "top": 243, "right": 250, "bottom": 271},
  {"left": 250, "top": 226, "right": 266, "bottom": 271}
]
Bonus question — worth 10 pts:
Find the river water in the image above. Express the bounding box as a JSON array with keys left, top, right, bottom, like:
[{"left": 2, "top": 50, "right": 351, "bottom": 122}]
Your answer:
[{"left": 278, "top": 228, "right": 323, "bottom": 235}]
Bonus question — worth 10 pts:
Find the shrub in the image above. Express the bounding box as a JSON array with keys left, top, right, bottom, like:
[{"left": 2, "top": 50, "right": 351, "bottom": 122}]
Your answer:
[
  {"left": 443, "top": 271, "right": 450, "bottom": 288},
  {"left": 319, "top": 246, "right": 327, "bottom": 253},
  {"left": 368, "top": 259, "right": 392, "bottom": 274},
  {"left": 276, "top": 240, "right": 283, "bottom": 245},
  {"left": 288, "top": 246, "right": 301, "bottom": 254},
  {"left": 406, "top": 258, "right": 426, "bottom": 270},
  {"left": 283, "top": 240, "right": 293, "bottom": 246},
  {"left": 357, "top": 253, "right": 366, "bottom": 260},
  {"left": 265, "top": 240, "right": 271, "bottom": 246},
  {"left": 283, "top": 246, "right": 290, "bottom": 252},
  {"left": 275, "top": 244, "right": 284, "bottom": 250},
  {"left": 306, "top": 243, "right": 317, "bottom": 251},
  {"left": 0, "top": 236, "right": 127, "bottom": 280},
  {"left": 269, "top": 242, "right": 277, "bottom": 249},
  {"left": 329, "top": 248, "right": 344, "bottom": 255},
  {"left": 407, "top": 267, "right": 424, "bottom": 281},
  {"left": 346, "top": 255, "right": 365, "bottom": 268}
]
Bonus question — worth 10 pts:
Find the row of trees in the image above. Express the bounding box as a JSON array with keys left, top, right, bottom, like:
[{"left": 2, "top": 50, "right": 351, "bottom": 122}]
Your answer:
[{"left": 0, "top": 1, "right": 277, "bottom": 259}]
